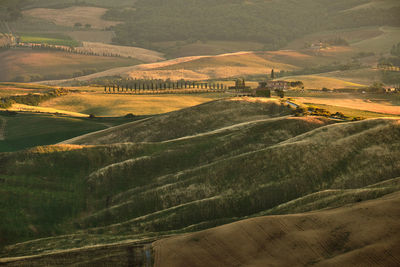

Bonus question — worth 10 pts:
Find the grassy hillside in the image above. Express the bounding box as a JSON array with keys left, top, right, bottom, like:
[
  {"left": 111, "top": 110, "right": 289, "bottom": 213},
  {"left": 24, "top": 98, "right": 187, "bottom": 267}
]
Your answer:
[
  {"left": 2, "top": 191, "right": 399, "bottom": 266},
  {"left": 352, "top": 26, "right": 400, "bottom": 53},
  {"left": 314, "top": 68, "right": 382, "bottom": 85},
  {"left": 0, "top": 99, "right": 399, "bottom": 259},
  {"left": 153, "top": 40, "right": 265, "bottom": 58},
  {"left": 0, "top": 48, "right": 141, "bottom": 82},
  {"left": 126, "top": 51, "right": 298, "bottom": 81}
]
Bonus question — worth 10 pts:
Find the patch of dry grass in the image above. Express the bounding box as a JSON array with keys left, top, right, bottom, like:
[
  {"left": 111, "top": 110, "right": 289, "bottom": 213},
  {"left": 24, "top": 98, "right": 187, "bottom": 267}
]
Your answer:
[
  {"left": 7, "top": 104, "right": 89, "bottom": 117},
  {"left": 23, "top": 7, "right": 120, "bottom": 29},
  {"left": 280, "top": 75, "right": 365, "bottom": 89},
  {"left": 27, "top": 144, "right": 89, "bottom": 153},
  {"left": 127, "top": 51, "right": 297, "bottom": 80},
  {"left": 76, "top": 42, "right": 165, "bottom": 63}
]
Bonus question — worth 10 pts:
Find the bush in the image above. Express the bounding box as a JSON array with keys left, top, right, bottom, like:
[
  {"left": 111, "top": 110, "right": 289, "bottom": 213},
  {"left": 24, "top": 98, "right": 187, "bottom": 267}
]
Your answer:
[
  {"left": 292, "top": 107, "right": 306, "bottom": 117},
  {"left": 124, "top": 113, "right": 136, "bottom": 118}
]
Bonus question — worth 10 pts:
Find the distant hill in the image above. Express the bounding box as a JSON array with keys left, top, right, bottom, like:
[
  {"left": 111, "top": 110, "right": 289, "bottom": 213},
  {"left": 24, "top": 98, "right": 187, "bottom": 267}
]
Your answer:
[
  {"left": 1, "top": 99, "right": 399, "bottom": 259},
  {"left": 109, "top": 0, "right": 400, "bottom": 50}
]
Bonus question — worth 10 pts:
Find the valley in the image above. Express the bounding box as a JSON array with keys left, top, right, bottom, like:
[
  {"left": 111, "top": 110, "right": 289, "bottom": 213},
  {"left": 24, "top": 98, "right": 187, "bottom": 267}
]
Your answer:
[{"left": 0, "top": 0, "right": 399, "bottom": 265}]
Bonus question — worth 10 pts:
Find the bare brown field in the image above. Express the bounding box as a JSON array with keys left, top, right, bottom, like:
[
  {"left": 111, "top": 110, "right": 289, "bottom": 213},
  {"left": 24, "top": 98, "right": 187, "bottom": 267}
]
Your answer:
[
  {"left": 39, "top": 93, "right": 214, "bottom": 116},
  {"left": 76, "top": 42, "right": 165, "bottom": 63},
  {"left": 295, "top": 97, "right": 400, "bottom": 115},
  {"left": 23, "top": 7, "right": 120, "bottom": 29},
  {"left": 154, "top": 191, "right": 400, "bottom": 267}
]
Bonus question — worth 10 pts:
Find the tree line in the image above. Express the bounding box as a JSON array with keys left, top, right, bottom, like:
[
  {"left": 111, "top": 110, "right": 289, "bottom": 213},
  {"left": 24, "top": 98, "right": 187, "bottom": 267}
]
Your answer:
[
  {"left": 1, "top": 43, "right": 127, "bottom": 59},
  {"left": 103, "top": 79, "right": 228, "bottom": 94}
]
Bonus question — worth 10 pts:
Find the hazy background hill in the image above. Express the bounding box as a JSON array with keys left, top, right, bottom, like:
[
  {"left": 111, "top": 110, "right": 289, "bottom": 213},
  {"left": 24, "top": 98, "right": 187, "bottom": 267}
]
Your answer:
[
  {"left": 0, "top": 0, "right": 398, "bottom": 87},
  {"left": 109, "top": 0, "right": 400, "bottom": 50}
]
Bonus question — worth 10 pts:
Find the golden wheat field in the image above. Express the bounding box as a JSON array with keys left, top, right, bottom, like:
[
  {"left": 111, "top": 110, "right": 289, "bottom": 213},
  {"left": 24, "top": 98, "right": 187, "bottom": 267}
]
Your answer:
[
  {"left": 281, "top": 75, "right": 365, "bottom": 89},
  {"left": 39, "top": 93, "right": 216, "bottom": 116},
  {"left": 295, "top": 97, "right": 400, "bottom": 115}
]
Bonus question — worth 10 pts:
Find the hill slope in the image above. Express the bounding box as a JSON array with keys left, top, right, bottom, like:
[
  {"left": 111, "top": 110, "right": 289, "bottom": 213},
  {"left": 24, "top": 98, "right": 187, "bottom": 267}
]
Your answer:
[
  {"left": 2, "top": 191, "right": 399, "bottom": 266},
  {"left": 0, "top": 48, "right": 141, "bottom": 82},
  {"left": 154, "top": 191, "right": 400, "bottom": 267}
]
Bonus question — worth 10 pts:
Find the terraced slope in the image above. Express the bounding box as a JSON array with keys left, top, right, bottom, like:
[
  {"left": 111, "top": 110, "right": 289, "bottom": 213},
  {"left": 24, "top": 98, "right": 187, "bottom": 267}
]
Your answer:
[{"left": 0, "top": 99, "right": 399, "bottom": 260}]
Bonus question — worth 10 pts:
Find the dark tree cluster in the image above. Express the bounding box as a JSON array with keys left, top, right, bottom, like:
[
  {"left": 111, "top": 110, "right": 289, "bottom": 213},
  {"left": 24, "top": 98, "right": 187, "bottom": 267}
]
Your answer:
[{"left": 0, "top": 88, "right": 69, "bottom": 109}]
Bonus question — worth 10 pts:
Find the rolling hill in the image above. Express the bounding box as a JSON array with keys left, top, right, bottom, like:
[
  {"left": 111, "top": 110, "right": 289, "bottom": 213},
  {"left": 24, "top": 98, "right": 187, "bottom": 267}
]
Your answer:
[{"left": 0, "top": 99, "right": 399, "bottom": 263}]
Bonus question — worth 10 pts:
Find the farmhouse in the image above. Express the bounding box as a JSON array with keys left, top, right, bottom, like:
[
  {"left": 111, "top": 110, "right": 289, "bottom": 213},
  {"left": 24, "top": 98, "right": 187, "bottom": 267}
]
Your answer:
[
  {"left": 384, "top": 87, "right": 398, "bottom": 93},
  {"left": 252, "top": 82, "right": 271, "bottom": 97},
  {"left": 266, "top": 80, "right": 290, "bottom": 91}
]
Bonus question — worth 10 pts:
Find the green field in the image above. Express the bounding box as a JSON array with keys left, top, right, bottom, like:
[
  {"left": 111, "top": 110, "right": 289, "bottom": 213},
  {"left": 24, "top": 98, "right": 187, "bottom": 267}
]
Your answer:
[
  {"left": 0, "top": 113, "right": 133, "bottom": 152},
  {"left": 19, "top": 34, "right": 81, "bottom": 47}
]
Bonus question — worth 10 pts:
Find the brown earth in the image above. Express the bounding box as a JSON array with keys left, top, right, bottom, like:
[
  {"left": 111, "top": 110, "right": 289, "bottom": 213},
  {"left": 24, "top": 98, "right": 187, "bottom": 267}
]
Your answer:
[{"left": 154, "top": 191, "right": 400, "bottom": 267}]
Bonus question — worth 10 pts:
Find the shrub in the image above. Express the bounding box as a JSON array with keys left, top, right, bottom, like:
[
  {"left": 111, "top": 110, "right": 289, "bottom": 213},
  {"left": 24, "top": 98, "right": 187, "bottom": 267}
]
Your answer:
[{"left": 125, "top": 113, "right": 136, "bottom": 118}]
